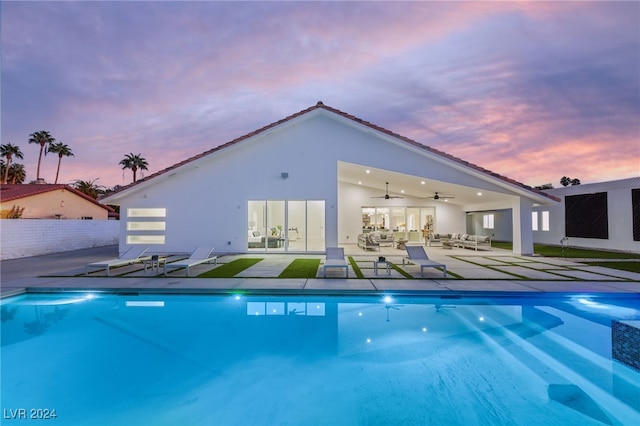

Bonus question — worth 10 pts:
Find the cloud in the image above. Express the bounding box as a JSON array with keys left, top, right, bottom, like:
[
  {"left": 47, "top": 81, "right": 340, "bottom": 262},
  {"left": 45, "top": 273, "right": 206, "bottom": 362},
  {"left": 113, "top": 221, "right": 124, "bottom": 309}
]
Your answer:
[{"left": 2, "top": 1, "right": 638, "bottom": 187}]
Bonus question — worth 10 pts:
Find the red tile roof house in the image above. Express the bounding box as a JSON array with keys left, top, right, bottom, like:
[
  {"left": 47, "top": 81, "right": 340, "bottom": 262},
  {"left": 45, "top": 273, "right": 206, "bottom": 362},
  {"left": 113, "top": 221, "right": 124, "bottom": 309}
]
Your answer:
[
  {"left": 102, "top": 102, "right": 559, "bottom": 256},
  {"left": 1, "top": 184, "right": 113, "bottom": 220},
  {"left": 1, "top": 184, "right": 118, "bottom": 259}
]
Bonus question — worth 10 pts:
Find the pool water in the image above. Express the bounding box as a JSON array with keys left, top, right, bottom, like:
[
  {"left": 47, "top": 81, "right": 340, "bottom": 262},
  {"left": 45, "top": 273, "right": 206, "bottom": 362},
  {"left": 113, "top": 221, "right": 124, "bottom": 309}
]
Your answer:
[{"left": 2, "top": 292, "right": 639, "bottom": 426}]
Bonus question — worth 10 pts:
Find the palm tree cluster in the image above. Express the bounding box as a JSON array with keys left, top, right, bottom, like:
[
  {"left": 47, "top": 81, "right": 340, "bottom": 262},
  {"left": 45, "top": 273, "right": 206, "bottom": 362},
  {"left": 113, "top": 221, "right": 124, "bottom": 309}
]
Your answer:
[
  {"left": 1, "top": 131, "right": 75, "bottom": 184},
  {"left": 2, "top": 129, "right": 150, "bottom": 190},
  {"left": 0, "top": 143, "right": 25, "bottom": 184}
]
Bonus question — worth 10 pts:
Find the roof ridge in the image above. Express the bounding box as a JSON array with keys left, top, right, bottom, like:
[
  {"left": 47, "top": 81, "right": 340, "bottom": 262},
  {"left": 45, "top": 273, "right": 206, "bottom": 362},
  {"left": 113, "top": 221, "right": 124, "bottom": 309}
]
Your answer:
[{"left": 105, "top": 102, "right": 558, "bottom": 202}]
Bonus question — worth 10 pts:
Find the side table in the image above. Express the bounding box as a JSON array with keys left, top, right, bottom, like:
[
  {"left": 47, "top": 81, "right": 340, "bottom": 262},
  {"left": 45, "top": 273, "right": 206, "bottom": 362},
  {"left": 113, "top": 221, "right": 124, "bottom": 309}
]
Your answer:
[
  {"left": 144, "top": 256, "right": 166, "bottom": 273},
  {"left": 374, "top": 260, "right": 391, "bottom": 276}
]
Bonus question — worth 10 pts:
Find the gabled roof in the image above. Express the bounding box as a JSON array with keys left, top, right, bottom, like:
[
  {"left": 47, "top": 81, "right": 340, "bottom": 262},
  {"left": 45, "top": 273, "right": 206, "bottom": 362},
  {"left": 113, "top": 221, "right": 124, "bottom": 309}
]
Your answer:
[
  {"left": 103, "top": 101, "right": 559, "bottom": 202},
  {"left": 1, "top": 184, "right": 114, "bottom": 212}
]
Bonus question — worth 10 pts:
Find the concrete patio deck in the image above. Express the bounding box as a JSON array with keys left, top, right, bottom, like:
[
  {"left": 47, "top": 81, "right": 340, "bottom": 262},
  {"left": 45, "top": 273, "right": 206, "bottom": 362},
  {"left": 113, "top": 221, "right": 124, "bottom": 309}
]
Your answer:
[{"left": 1, "top": 244, "right": 639, "bottom": 299}]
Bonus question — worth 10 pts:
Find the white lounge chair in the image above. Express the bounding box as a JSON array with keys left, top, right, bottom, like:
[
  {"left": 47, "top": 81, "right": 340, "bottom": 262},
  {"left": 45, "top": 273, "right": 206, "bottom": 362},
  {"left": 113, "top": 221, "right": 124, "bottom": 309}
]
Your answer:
[
  {"left": 405, "top": 246, "right": 447, "bottom": 278},
  {"left": 163, "top": 247, "right": 217, "bottom": 277},
  {"left": 85, "top": 246, "right": 150, "bottom": 276},
  {"left": 323, "top": 247, "right": 348, "bottom": 278}
]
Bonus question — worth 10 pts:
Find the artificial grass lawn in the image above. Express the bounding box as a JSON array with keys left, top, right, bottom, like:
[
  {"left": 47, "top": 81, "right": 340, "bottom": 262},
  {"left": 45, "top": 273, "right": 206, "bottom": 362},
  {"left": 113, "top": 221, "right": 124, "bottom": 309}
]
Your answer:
[
  {"left": 584, "top": 261, "right": 640, "bottom": 273},
  {"left": 491, "top": 241, "right": 640, "bottom": 273},
  {"left": 348, "top": 256, "right": 364, "bottom": 279},
  {"left": 492, "top": 241, "right": 640, "bottom": 259},
  {"left": 278, "top": 259, "right": 321, "bottom": 278},
  {"left": 197, "top": 258, "right": 263, "bottom": 278}
]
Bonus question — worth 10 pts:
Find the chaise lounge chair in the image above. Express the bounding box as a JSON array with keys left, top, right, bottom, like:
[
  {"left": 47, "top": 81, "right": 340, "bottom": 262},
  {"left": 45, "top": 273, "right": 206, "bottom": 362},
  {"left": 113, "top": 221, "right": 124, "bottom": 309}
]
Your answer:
[
  {"left": 405, "top": 246, "right": 447, "bottom": 278},
  {"left": 85, "top": 246, "right": 150, "bottom": 276},
  {"left": 323, "top": 247, "right": 348, "bottom": 278},
  {"left": 163, "top": 246, "right": 218, "bottom": 277}
]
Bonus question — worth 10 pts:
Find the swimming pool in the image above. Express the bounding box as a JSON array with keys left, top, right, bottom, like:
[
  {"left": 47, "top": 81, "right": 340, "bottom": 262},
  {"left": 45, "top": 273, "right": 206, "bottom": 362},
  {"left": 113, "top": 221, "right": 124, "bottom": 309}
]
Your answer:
[{"left": 2, "top": 292, "right": 639, "bottom": 425}]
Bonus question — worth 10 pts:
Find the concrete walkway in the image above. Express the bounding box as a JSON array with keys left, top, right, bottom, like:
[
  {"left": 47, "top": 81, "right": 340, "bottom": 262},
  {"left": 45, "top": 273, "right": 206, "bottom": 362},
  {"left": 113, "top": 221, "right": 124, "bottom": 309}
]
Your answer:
[{"left": 1, "top": 245, "right": 639, "bottom": 299}]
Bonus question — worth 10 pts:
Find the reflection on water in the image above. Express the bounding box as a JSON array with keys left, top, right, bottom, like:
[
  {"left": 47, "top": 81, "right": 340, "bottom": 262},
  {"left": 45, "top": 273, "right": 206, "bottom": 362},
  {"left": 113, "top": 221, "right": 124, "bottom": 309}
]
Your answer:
[{"left": 2, "top": 293, "right": 639, "bottom": 426}]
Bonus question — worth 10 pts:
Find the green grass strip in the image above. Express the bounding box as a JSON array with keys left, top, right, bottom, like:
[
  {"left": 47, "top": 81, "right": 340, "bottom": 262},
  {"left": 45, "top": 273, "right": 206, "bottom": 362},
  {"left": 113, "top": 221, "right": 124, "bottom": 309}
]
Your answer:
[
  {"left": 390, "top": 263, "right": 414, "bottom": 279},
  {"left": 583, "top": 261, "right": 640, "bottom": 274},
  {"left": 278, "top": 259, "right": 321, "bottom": 278},
  {"left": 197, "top": 258, "right": 263, "bottom": 278},
  {"left": 348, "top": 256, "right": 364, "bottom": 279},
  {"left": 492, "top": 241, "right": 640, "bottom": 259}
]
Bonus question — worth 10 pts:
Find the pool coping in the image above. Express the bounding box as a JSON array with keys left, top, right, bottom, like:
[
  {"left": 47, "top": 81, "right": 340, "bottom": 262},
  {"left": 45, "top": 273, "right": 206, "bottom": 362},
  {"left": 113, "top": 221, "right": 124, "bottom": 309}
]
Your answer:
[{"left": 2, "top": 245, "right": 639, "bottom": 299}]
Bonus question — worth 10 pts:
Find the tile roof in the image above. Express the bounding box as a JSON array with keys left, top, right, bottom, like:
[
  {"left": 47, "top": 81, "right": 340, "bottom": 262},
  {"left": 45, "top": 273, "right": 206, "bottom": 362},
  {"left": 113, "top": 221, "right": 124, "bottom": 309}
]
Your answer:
[
  {"left": 104, "top": 101, "right": 559, "bottom": 202},
  {"left": 1, "top": 184, "right": 114, "bottom": 211}
]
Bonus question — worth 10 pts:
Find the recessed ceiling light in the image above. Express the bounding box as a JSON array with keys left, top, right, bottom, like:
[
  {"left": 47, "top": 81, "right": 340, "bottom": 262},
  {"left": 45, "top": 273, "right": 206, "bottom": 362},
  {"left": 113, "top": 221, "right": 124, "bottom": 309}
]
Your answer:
[
  {"left": 358, "top": 181, "right": 362, "bottom": 185},
  {"left": 365, "top": 169, "right": 370, "bottom": 174},
  {"left": 421, "top": 181, "right": 425, "bottom": 185},
  {"left": 401, "top": 190, "right": 405, "bottom": 194},
  {"left": 477, "top": 192, "right": 482, "bottom": 196}
]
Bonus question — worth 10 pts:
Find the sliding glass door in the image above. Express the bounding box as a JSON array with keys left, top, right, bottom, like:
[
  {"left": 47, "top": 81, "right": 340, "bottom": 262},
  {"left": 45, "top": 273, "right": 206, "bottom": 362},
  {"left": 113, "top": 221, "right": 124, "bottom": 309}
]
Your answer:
[{"left": 248, "top": 200, "right": 325, "bottom": 252}]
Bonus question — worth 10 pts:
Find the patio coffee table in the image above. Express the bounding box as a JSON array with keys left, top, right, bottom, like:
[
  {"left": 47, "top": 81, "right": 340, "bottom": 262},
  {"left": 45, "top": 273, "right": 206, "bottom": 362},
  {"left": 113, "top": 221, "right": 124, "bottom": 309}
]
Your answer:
[{"left": 442, "top": 239, "right": 453, "bottom": 250}]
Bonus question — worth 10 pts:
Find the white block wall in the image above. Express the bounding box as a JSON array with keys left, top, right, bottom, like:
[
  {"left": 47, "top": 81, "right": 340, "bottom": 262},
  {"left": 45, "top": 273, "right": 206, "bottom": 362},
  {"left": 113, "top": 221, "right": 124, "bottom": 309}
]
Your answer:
[{"left": 0, "top": 220, "right": 119, "bottom": 260}]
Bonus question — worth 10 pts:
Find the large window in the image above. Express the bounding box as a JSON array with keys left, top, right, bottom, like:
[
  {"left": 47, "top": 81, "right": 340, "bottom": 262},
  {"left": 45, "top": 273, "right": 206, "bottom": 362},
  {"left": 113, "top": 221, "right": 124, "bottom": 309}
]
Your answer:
[
  {"left": 248, "top": 200, "right": 325, "bottom": 252},
  {"left": 541, "top": 211, "right": 550, "bottom": 231},
  {"left": 532, "top": 211, "right": 550, "bottom": 232},
  {"left": 483, "top": 214, "right": 494, "bottom": 229},
  {"left": 565, "top": 192, "right": 608, "bottom": 239}
]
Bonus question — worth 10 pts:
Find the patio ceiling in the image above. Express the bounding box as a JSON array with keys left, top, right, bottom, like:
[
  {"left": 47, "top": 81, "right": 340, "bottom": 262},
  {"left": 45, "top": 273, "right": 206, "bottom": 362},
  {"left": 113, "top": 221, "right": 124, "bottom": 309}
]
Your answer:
[{"left": 337, "top": 162, "right": 515, "bottom": 207}]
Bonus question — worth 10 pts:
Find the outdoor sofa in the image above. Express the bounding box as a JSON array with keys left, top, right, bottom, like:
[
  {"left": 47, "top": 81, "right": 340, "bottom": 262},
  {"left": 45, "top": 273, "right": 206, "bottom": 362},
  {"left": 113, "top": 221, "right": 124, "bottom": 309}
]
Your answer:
[{"left": 450, "top": 233, "right": 491, "bottom": 251}]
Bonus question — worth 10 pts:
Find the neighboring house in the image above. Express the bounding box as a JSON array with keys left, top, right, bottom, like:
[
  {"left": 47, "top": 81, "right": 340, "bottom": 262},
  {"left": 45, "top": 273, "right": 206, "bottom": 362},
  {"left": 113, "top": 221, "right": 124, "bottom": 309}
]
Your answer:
[
  {"left": 102, "top": 102, "right": 559, "bottom": 255},
  {"left": 0, "top": 184, "right": 113, "bottom": 220},
  {"left": 532, "top": 177, "right": 640, "bottom": 253}
]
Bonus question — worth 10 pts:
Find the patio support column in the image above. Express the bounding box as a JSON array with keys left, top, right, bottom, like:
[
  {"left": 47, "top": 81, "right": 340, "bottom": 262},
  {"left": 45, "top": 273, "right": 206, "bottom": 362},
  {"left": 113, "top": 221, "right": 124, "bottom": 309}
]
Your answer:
[{"left": 512, "top": 198, "right": 534, "bottom": 255}]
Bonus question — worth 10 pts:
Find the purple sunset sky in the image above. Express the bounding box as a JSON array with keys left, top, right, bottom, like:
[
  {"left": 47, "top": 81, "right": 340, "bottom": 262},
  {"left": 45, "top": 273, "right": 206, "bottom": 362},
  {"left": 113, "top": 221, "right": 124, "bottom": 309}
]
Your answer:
[{"left": 2, "top": 1, "right": 639, "bottom": 189}]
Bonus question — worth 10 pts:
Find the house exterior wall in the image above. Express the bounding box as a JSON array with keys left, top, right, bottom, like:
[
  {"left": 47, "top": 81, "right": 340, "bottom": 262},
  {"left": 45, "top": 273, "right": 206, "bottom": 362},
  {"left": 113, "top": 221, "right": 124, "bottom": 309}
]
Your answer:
[
  {"left": 1, "top": 219, "right": 119, "bottom": 260},
  {"left": 107, "top": 110, "right": 551, "bottom": 254},
  {"left": 533, "top": 178, "right": 640, "bottom": 253},
  {"left": 0, "top": 189, "right": 109, "bottom": 220}
]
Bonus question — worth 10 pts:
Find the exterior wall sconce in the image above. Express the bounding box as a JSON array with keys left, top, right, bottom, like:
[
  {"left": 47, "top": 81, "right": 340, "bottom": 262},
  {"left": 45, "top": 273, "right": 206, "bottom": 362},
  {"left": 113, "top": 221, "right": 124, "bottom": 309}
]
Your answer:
[{"left": 281, "top": 172, "right": 289, "bottom": 179}]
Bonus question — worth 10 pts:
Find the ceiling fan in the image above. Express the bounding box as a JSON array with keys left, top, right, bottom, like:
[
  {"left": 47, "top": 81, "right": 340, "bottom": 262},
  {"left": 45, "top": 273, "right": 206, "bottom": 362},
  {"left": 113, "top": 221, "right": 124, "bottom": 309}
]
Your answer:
[
  {"left": 371, "top": 182, "right": 403, "bottom": 199},
  {"left": 423, "top": 192, "right": 455, "bottom": 200}
]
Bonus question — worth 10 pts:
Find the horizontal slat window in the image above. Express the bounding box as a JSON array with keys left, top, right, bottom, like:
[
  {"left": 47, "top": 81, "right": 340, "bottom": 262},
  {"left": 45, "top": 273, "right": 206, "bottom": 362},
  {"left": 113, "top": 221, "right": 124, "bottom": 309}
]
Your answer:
[
  {"left": 127, "top": 208, "right": 166, "bottom": 218},
  {"left": 127, "top": 222, "right": 166, "bottom": 231},
  {"left": 126, "top": 235, "right": 165, "bottom": 244}
]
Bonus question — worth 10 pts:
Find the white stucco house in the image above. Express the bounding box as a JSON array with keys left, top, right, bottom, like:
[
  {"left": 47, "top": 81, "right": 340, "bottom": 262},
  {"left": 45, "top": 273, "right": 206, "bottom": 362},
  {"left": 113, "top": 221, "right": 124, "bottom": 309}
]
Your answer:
[
  {"left": 533, "top": 177, "right": 640, "bottom": 253},
  {"left": 102, "top": 102, "right": 560, "bottom": 256}
]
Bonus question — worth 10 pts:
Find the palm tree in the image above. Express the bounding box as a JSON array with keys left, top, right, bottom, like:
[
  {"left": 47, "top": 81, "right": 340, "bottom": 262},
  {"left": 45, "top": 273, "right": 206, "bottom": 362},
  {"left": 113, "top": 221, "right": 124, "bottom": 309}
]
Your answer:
[
  {"left": 8, "top": 163, "right": 27, "bottom": 184},
  {"left": 0, "top": 143, "right": 24, "bottom": 184},
  {"left": 47, "top": 142, "right": 74, "bottom": 184},
  {"left": 28, "top": 130, "right": 56, "bottom": 181},
  {"left": 72, "top": 178, "right": 104, "bottom": 199},
  {"left": 119, "top": 153, "right": 148, "bottom": 183}
]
